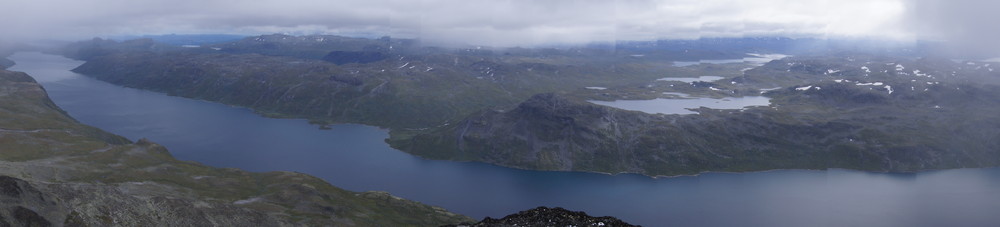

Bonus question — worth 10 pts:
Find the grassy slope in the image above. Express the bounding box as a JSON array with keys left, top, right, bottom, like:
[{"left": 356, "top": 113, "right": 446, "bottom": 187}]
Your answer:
[{"left": 0, "top": 69, "right": 473, "bottom": 226}]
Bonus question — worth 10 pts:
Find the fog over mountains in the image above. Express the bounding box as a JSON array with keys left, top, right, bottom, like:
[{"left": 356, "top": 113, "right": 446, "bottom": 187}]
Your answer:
[{"left": 1, "top": 0, "right": 994, "bottom": 52}]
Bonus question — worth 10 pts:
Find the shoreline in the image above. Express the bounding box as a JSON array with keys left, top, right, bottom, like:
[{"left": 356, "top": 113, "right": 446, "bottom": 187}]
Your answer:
[
  {"left": 55, "top": 59, "right": 1000, "bottom": 180},
  {"left": 391, "top": 150, "right": 1000, "bottom": 180},
  {"left": 28, "top": 51, "right": 1000, "bottom": 184}
]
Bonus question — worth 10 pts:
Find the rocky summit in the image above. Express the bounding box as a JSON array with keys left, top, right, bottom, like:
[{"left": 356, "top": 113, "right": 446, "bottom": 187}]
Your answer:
[{"left": 445, "top": 207, "right": 638, "bottom": 227}]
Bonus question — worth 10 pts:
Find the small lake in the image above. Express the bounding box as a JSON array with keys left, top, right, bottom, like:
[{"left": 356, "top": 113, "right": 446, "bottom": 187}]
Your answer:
[
  {"left": 589, "top": 95, "right": 772, "bottom": 115},
  {"left": 657, "top": 75, "right": 725, "bottom": 83},
  {"left": 9, "top": 52, "right": 1000, "bottom": 227},
  {"left": 674, "top": 53, "right": 789, "bottom": 67}
]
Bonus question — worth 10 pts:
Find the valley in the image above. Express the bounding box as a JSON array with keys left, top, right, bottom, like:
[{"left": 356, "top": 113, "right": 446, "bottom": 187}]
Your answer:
[
  {"left": 6, "top": 0, "right": 1000, "bottom": 226},
  {"left": 5, "top": 38, "right": 1000, "bottom": 225},
  {"left": 59, "top": 35, "right": 1000, "bottom": 176},
  {"left": 0, "top": 0, "right": 1000, "bottom": 227},
  {"left": 0, "top": 59, "right": 472, "bottom": 226}
]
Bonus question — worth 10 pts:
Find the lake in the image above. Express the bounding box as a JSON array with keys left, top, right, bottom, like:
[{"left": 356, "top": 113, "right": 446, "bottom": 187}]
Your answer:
[
  {"left": 657, "top": 75, "right": 725, "bottom": 83},
  {"left": 673, "top": 53, "right": 790, "bottom": 67},
  {"left": 9, "top": 52, "right": 1000, "bottom": 227},
  {"left": 589, "top": 95, "right": 772, "bottom": 115}
]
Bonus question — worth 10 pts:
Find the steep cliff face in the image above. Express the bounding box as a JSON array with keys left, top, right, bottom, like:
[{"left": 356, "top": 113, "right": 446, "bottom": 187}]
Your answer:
[
  {"left": 0, "top": 69, "right": 473, "bottom": 226},
  {"left": 396, "top": 85, "right": 1000, "bottom": 176}
]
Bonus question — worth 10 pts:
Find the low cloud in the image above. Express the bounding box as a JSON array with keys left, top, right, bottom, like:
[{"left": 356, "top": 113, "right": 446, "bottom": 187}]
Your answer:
[
  {"left": 4, "top": 0, "right": 913, "bottom": 47},
  {"left": 906, "top": 0, "right": 1000, "bottom": 57}
]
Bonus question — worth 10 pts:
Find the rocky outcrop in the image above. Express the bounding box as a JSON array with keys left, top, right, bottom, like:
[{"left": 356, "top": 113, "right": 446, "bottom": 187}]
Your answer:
[
  {"left": 0, "top": 175, "right": 286, "bottom": 226},
  {"left": 445, "top": 207, "right": 637, "bottom": 227}
]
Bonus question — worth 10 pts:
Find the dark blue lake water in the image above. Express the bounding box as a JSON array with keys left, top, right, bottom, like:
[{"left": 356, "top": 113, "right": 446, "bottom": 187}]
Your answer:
[{"left": 10, "top": 52, "right": 1000, "bottom": 227}]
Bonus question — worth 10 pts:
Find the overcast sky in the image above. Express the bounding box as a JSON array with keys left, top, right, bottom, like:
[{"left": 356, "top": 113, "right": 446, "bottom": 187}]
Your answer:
[{"left": 2, "top": 0, "right": 996, "bottom": 51}]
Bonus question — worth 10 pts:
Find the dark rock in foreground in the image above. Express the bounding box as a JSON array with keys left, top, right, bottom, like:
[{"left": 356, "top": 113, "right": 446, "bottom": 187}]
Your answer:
[{"left": 445, "top": 207, "right": 638, "bottom": 227}]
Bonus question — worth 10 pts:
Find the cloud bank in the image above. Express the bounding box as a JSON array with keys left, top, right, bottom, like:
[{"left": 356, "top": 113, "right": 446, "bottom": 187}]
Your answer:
[
  {"left": 3, "top": 0, "right": 996, "bottom": 52},
  {"left": 906, "top": 0, "right": 1000, "bottom": 57}
]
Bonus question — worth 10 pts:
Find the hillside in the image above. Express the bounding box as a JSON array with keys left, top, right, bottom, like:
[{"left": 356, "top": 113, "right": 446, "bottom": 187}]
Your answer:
[
  {"left": 67, "top": 36, "right": 730, "bottom": 129},
  {"left": 55, "top": 35, "right": 1000, "bottom": 177},
  {"left": 0, "top": 69, "right": 472, "bottom": 226},
  {"left": 393, "top": 56, "right": 1000, "bottom": 176}
]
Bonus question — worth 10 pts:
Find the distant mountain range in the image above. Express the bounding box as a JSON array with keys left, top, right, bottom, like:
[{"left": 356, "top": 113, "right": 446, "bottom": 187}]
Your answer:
[
  {"left": 52, "top": 34, "right": 1000, "bottom": 177},
  {"left": 108, "top": 34, "right": 247, "bottom": 46}
]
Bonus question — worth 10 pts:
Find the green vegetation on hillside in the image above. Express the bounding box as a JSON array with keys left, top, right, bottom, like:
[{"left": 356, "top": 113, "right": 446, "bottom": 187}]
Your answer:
[
  {"left": 54, "top": 35, "right": 1000, "bottom": 177},
  {"left": 67, "top": 36, "right": 735, "bottom": 129},
  {"left": 0, "top": 69, "right": 472, "bottom": 226}
]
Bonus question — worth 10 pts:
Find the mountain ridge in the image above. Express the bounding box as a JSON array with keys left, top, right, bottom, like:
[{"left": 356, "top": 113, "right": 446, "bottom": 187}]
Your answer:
[{"left": 51, "top": 35, "right": 1000, "bottom": 177}]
